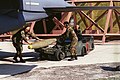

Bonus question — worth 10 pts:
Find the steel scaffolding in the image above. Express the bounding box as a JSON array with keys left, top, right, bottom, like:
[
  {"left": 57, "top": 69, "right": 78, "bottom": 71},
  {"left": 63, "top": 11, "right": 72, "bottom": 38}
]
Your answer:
[{"left": 0, "top": 0, "right": 120, "bottom": 43}]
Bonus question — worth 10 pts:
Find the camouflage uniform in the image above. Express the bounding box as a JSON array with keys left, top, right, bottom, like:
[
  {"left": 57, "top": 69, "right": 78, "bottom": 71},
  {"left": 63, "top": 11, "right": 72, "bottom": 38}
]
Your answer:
[
  {"left": 67, "top": 27, "right": 78, "bottom": 56},
  {"left": 62, "top": 26, "right": 78, "bottom": 60},
  {"left": 12, "top": 27, "right": 39, "bottom": 63}
]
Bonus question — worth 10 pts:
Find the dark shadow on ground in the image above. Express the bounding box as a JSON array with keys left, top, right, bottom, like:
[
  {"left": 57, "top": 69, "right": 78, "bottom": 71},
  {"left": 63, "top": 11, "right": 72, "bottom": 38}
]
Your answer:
[
  {"left": 0, "top": 50, "right": 74, "bottom": 62},
  {"left": 0, "top": 51, "right": 15, "bottom": 62},
  {"left": 0, "top": 64, "right": 37, "bottom": 76},
  {"left": 100, "top": 66, "right": 120, "bottom": 71},
  {"left": 0, "top": 51, "right": 40, "bottom": 62}
]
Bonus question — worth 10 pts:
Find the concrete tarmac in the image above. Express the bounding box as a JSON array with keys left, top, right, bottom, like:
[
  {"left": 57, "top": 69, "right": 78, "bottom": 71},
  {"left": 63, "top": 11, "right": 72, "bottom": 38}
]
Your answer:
[{"left": 0, "top": 42, "right": 120, "bottom": 78}]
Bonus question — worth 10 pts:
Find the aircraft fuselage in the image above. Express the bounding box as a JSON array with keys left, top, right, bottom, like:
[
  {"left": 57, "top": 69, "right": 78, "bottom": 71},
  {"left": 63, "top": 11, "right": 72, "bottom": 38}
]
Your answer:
[{"left": 0, "top": 0, "right": 70, "bottom": 34}]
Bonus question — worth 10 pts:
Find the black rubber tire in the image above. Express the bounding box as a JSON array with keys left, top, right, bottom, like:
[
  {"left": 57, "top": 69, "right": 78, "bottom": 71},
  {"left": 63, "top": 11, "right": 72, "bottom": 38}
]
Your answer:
[{"left": 54, "top": 50, "right": 65, "bottom": 61}]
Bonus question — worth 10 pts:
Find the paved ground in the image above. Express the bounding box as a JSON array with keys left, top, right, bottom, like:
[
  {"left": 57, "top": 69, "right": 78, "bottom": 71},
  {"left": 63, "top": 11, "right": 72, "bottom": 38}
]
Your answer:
[{"left": 0, "top": 42, "right": 120, "bottom": 79}]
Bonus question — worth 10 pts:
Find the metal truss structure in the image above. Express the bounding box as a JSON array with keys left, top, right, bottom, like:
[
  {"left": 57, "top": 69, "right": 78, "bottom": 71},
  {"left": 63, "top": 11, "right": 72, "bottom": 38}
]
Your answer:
[{"left": 0, "top": 0, "right": 120, "bottom": 43}]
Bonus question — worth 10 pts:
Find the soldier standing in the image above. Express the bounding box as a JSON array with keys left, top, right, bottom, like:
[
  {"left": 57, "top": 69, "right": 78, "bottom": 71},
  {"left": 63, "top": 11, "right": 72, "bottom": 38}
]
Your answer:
[
  {"left": 62, "top": 21, "right": 78, "bottom": 61},
  {"left": 12, "top": 25, "right": 40, "bottom": 63}
]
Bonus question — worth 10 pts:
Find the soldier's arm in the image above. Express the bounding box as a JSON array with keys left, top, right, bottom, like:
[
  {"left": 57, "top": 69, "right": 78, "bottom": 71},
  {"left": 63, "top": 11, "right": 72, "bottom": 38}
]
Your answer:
[
  {"left": 70, "top": 28, "right": 78, "bottom": 39},
  {"left": 21, "top": 31, "right": 30, "bottom": 44},
  {"left": 56, "top": 31, "right": 67, "bottom": 44},
  {"left": 28, "top": 32, "right": 40, "bottom": 40}
]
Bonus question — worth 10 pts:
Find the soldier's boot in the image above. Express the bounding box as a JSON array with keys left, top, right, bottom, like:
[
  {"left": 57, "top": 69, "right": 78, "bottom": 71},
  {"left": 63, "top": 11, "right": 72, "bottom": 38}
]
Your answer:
[
  {"left": 74, "top": 55, "right": 78, "bottom": 60},
  {"left": 68, "top": 56, "right": 75, "bottom": 61},
  {"left": 13, "top": 56, "right": 18, "bottom": 63},
  {"left": 19, "top": 55, "right": 26, "bottom": 63},
  {"left": 20, "top": 58, "right": 26, "bottom": 63}
]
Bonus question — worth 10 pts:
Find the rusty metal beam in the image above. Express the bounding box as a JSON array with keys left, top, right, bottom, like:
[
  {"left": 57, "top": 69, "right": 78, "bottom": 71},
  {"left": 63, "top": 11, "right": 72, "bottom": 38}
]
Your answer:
[
  {"left": 52, "top": 13, "right": 68, "bottom": 31},
  {"left": 43, "top": 19, "right": 47, "bottom": 34},
  {"left": 79, "top": 11, "right": 104, "bottom": 32},
  {"left": 0, "top": 0, "right": 120, "bottom": 42},
  {"left": 29, "top": 21, "right": 36, "bottom": 33},
  {"left": 102, "top": 0, "right": 113, "bottom": 43},
  {"left": 114, "top": 9, "right": 120, "bottom": 15},
  {"left": 73, "top": 12, "right": 77, "bottom": 26},
  {"left": 86, "top": 10, "right": 108, "bottom": 30},
  {"left": 82, "top": 33, "right": 120, "bottom": 36},
  {"left": 110, "top": 12, "right": 113, "bottom": 33},
  {"left": 77, "top": 2, "right": 100, "bottom": 25},
  {"left": 52, "top": 17, "right": 64, "bottom": 28},
  {"left": 35, "top": 28, "right": 67, "bottom": 37},
  {"left": 114, "top": 10, "right": 120, "bottom": 33},
  {"left": 52, "top": 17, "right": 67, "bottom": 34},
  {"left": 78, "top": 11, "right": 89, "bottom": 28}
]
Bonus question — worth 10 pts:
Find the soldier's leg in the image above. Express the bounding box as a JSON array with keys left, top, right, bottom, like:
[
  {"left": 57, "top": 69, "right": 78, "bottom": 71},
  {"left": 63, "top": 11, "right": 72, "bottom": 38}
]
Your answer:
[
  {"left": 72, "top": 41, "right": 78, "bottom": 60},
  {"left": 67, "top": 40, "right": 78, "bottom": 61},
  {"left": 13, "top": 53, "right": 19, "bottom": 62},
  {"left": 74, "top": 49, "right": 78, "bottom": 60},
  {"left": 18, "top": 44, "right": 26, "bottom": 63},
  {"left": 68, "top": 47, "right": 76, "bottom": 61},
  {"left": 69, "top": 46, "right": 78, "bottom": 60},
  {"left": 13, "top": 44, "right": 19, "bottom": 62}
]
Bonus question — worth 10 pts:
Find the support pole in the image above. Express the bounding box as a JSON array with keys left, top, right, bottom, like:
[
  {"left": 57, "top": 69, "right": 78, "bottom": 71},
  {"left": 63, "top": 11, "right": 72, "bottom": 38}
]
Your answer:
[
  {"left": 43, "top": 19, "right": 47, "bottom": 34},
  {"left": 30, "top": 21, "right": 36, "bottom": 33},
  {"left": 102, "top": 0, "right": 113, "bottom": 43}
]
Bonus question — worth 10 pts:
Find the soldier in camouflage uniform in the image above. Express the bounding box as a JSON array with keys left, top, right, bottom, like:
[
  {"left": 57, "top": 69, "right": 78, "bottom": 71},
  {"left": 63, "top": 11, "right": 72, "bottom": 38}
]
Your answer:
[
  {"left": 12, "top": 25, "right": 40, "bottom": 63},
  {"left": 62, "top": 21, "right": 78, "bottom": 61}
]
